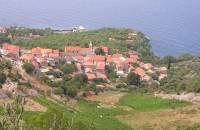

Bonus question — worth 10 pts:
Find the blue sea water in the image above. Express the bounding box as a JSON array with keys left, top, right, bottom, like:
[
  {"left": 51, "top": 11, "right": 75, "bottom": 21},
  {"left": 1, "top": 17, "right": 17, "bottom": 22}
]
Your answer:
[{"left": 0, "top": 0, "right": 200, "bottom": 56}]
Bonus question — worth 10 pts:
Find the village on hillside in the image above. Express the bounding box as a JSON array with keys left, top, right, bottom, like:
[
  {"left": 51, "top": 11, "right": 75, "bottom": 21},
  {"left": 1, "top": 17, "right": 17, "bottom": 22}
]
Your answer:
[
  {"left": 0, "top": 43, "right": 167, "bottom": 81},
  {"left": 0, "top": 26, "right": 168, "bottom": 95}
]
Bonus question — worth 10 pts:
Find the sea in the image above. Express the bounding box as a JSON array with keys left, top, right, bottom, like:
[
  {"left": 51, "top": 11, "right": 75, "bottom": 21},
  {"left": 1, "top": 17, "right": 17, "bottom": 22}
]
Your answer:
[{"left": 0, "top": 0, "right": 200, "bottom": 57}]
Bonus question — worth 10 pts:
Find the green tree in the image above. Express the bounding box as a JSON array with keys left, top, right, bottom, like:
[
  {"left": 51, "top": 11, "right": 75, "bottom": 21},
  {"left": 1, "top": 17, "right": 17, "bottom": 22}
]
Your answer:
[
  {"left": 0, "top": 60, "right": 12, "bottom": 70},
  {"left": 131, "top": 63, "right": 139, "bottom": 68},
  {"left": 162, "top": 55, "right": 176, "bottom": 70},
  {"left": 67, "top": 85, "right": 78, "bottom": 98},
  {"left": 127, "top": 72, "right": 140, "bottom": 86},
  {"left": 151, "top": 72, "right": 159, "bottom": 81},
  {"left": 0, "top": 73, "right": 6, "bottom": 84},
  {"left": 105, "top": 65, "right": 116, "bottom": 82},
  {"left": 74, "top": 74, "right": 88, "bottom": 84},
  {"left": 22, "top": 62, "right": 35, "bottom": 74},
  {"left": 178, "top": 53, "right": 194, "bottom": 61},
  {"left": 0, "top": 33, "right": 11, "bottom": 43},
  {"left": 95, "top": 47, "right": 105, "bottom": 55},
  {"left": 59, "top": 64, "right": 76, "bottom": 75}
]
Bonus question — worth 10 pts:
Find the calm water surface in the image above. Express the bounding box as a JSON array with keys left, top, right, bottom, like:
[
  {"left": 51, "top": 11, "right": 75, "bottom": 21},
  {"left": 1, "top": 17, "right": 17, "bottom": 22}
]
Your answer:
[{"left": 0, "top": 0, "right": 200, "bottom": 56}]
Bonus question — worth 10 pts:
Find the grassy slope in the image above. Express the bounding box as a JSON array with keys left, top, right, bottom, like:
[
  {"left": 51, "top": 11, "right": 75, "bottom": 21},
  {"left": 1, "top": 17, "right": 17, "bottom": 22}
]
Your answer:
[
  {"left": 13, "top": 28, "right": 151, "bottom": 57},
  {"left": 28, "top": 97, "right": 131, "bottom": 130},
  {"left": 1, "top": 92, "right": 196, "bottom": 129},
  {"left": 118, "top": 93, "right": 191, "bottom": 112},
  {"left": 25, "top": 93, "right": 193, "bottom": 130}
]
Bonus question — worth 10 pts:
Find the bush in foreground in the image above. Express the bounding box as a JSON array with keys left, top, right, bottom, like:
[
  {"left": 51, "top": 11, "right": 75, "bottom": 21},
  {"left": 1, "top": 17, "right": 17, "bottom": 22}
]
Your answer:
[{"left": 22, "top": 62, "right": 35, "bottom": 74}]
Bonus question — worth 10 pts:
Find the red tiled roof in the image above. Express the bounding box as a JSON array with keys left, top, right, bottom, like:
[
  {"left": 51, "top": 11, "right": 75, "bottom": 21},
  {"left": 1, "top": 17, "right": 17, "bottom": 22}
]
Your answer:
[
  {"left": 106, "top": 56, "right": 113, "bottom": 62},
  {"left": 96, "top": 73, "right": 107, "bottom": 79},
  {"left": 41, "top": 49, "right": 52, "bottom": 54},
  {"left": 65, "top": 46, "right": 81, "bottom": 52},
  {"left": 53, "top": 49, "right": 60, "bottom": 54},
  {"left": 123, "top": 58, "right": 137, "bottom": 64},
  {"left": 89, "top": 55, "right": 105, "bottom": 62},
  {"left": 74, "top": 55, "right": 84, "bottom": 61},
  {"left": 20, "top": 53, "right": 34, "bottom": 61},
  {"left": 49, "top": 53, "right": 60, "bottom": 58},
  {"left": 86, "top": 73, "right": 96, "bottom": 80},
  {"left": 2, "top": 43, "right": 20, "bottom": 54},
  {"left": 96, "top": 64, "right": 105, "bottom": 70},
  {"left": 80, "top": 48, "right": 91, "bottom": 52},
  {"left": 0, "top": 27, "right": 6, "bottom": 33},
  {"left": 60, "top": 52, "right": 71, "bottom": 57},
  {"left": 32, "top": 47, "right": 42, "bottom": 55},
  {"left": 133, "top": 67, "right": 146, "bottom": 77}
]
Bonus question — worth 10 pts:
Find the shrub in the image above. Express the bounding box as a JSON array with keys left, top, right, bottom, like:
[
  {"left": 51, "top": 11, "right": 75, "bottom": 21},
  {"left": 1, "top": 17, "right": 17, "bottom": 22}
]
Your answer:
[
  {"left": 106, "top": 65, "right": 116, "bottom": 82},
  {"left": 59, "top": 64, "right": 76, "bottom": 74},
  {"left": 22, "top": 62, "right": 35, "bottom": 74},
  {"left": 53, "top": 87, "right": 64, "bottom": 95},
  {"left": 131, "top": 63, "right": 139, "bottom": 68},
  {"left": 116, "top": 83, "right": 127, "bottom": 89},
  {"left": 67, "top": 85, "right": 78, "bottom": 98},
  {"left": 74, "top": 74, "right": 88, "bottom": 84},
  {"left": 8, "top": 72, "right": 22, "bottom": 82},
  {"left": 95, "top": 47, "right": 105, "bottom": 55},
  {"left": 0, "top": 73, "right": 6, "bottom": 84},
  {"left": 93, "top": 78, "right": 106, "bottom": 84},
  {"left": 0, "top": 60, "right": 12, "bottom": 70},
  {"left": 127, "top": 72, "right": 140, "bottom": 86}
]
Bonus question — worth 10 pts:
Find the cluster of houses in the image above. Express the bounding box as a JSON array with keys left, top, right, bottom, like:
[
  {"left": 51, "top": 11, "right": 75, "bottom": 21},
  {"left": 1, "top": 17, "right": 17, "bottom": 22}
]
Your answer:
[
  {"left": 0, "top": 27, "right": 6, "bottom": 34},
  {"left": 0, "top": 42, "right": 168, "bottom": 83}
]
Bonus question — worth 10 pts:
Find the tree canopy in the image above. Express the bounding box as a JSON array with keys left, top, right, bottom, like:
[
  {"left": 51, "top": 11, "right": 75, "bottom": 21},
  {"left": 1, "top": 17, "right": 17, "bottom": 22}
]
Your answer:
[
  {"left": 22, "top": 62, "right": 35, "bottom": 74},
  {"left": 95, "top": 47, "right": 105, "bottom": 55},
  {"left": 127, "top": 72, "right": 140, "bottom": 86}
]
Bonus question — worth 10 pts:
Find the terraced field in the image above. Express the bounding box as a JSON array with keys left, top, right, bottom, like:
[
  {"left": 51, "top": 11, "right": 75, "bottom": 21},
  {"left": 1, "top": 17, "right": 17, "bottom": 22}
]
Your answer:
[{"left": 1, "top": 91, "right": 200, "bottom": 130}]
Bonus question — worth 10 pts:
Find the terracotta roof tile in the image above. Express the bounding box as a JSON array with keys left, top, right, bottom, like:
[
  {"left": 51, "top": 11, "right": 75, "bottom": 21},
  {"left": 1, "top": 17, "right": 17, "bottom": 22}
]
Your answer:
[
  {"left": 20, "top": 53, "right": 34, "bottom": 61},
  {"left": 74, "top": 55, "right": 84, "bottom": 61},
  {"left": 96, "top": 73, "right": 107, "bottom": 79},
  {"left": 41, "top": 49, "right": 52, "bottom": 54},
  {"left": 89, "top": 55, "right": 105, "bottom": 62},
  {"left": 2, "top": 43, "right": 20, "bottom": 54},
  {"left": 133, "top": 67, "right": 146, "bottom": 77},
  {"left": 49, "top": 53, "right": 60, "bottom": 58},
  {"left": 86, "top": 73, "right": 96, "bottom": 80},
  {"left": 96, "top": 64, "right": 105, "bottom": 70},
  {"left": 65, "top": 46, "right": 81, "bottom": 52},
  {"left": 32, "top": 47, "right": 42, "bottom": 55}
]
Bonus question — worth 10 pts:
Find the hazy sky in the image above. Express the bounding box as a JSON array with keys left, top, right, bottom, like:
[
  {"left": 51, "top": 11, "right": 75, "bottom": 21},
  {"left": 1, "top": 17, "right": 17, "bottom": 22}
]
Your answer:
[{"left": 1, "top": 0, "right": 200, "bottom": 56}]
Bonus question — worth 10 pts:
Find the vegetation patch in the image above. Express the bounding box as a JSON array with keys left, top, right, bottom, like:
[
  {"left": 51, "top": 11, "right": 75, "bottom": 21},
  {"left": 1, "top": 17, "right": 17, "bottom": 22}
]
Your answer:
[
  {"left": 85, "top": 91, "right": 125, "bottom": 108},
  {"left": 117, "top": 105, "right": 200, "bottom": 129},
  {"left": 118, "top": 93, "right": 191, "bottom": 112},
  {"left": 32, "top": 96, "right": 131, "bottom": 130}
]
